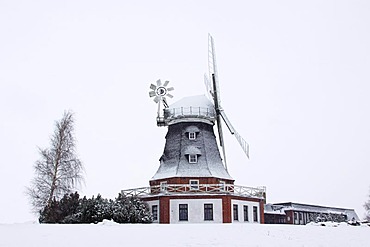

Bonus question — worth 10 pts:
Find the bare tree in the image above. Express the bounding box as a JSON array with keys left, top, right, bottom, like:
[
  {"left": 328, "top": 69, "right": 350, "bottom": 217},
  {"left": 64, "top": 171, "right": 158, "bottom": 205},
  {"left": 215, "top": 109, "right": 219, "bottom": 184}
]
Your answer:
[{"left": 27, "top": 111, "right": 84, "bottom": 213}]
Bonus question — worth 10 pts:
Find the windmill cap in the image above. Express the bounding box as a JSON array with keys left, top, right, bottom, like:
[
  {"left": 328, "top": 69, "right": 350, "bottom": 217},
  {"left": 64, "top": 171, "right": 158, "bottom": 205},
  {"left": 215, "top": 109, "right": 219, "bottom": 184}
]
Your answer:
[
  {"left": 169, "top": 95, "right": 214, "bottom": 109},
  {"left": 163, "top": 95, "right": 216, "bottom": 125}
]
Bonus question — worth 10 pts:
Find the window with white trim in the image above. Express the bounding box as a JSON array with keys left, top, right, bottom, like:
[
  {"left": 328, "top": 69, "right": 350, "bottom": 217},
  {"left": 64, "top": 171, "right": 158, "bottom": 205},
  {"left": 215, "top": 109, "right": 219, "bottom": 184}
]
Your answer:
[
  {"left": 243, "top": 205, "right": 249, "bottom": 222},
  {"left": 189, "top": 154, "right": 197, "bottom": 163},
  {"left": 189, "top": 132, "right": 196, "bottom": 140},
  {"left": 189, "top": 180, "right": 199, "bottom": 190},
  {"left": 160, "top": 181, "right": 167, "bottom": 192},
  {"left": 179, "top": 204, "right": 188, "bottom": 221},
  {"left": 204, "top": 204, "right": 213, "bottom": 221},
  {"left": 219, "top": 181, "right": 226, "bottom": 191},
  {"left": 233, "top": 204, "right": 238, "bottom": 221},
  {"left": 253, "top": 206, "right": 258, "bottom": 222},
  {"left": 152, "top": 205, "right": 158, "bottom": 221}
]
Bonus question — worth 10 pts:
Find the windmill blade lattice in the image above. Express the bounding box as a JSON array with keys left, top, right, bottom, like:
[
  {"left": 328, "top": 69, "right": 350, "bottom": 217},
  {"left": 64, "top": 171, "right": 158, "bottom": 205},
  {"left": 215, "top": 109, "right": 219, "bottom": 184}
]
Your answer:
[
  {"left": 149, "top": 79, "right": 174, "bottom": 105},
  {"left": 208, "top": 34, "right": 221, "bottom": 107},
  {"left": 207, "top": 34, "right": 250, "bottom": 162}
]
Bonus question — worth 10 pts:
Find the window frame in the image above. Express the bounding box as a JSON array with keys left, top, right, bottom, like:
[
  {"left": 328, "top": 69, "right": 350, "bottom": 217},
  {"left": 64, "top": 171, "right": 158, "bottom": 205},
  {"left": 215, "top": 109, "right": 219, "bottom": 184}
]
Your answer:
[
  {"left": 219, "top": 180, "right": 226, "bottom": 191},
  {"left": 189, "top": 132, "right": 196, "bottom": 140},
  {"left": 243, "top": 205, "right": 249, "bottom": 222},
  {"left": 233, "top": 204, "right": 239, "bottom": 221},
  {"left": 204, "top": 203, "right": 214, "bottom": 221},
  {"left": 152, "top": 205, "right": 158, "bottom": 221},
  {"left": 189, "top": 180, "right": 199, "bottom": 190},
  {"left": 160, "top": 181, "right": 167, "bottom": 192},
  {"left": 189, "top": 154, "right": 198, "bottom": 163},
  {"left": 179, "top": 204, "right": 188, "bottom": 221},
  {"left": 253, "top": 206, "right": 258, "bottom": 222}
]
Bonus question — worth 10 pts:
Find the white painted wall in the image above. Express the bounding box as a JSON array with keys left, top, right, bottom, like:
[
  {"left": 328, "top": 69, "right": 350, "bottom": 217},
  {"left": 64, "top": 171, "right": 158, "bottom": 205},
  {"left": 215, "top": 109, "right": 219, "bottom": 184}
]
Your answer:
[
  {"left": 146, "top": 200, "right": 160, "bottom": 223},
  {"left": 169, "top": 198, "right": 223, "bottom": 224},
  {"left": 231, "top": 199, "right": 260, "bottom": 223}
]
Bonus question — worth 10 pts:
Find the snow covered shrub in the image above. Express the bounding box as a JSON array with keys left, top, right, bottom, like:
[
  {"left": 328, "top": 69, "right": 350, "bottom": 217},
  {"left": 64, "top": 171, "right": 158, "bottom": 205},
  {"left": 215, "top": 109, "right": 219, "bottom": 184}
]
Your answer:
[
  {"left": 364, "top": 188, "right": 370, "bottom": 222},
  {"left": 39, "top": 197, "right": 61, "bottom": 223},
  {"left": 39, "top": 192, "right": 152, "bottom": 224},
  {"left": 39, "top": 192, "right": 80, "bottom": 223},
  {"left": 113, "top": 193, "right": 152, "bottom": 224},
  {"left": 86, "top": 194, "right": 114, "bottom": 223}
]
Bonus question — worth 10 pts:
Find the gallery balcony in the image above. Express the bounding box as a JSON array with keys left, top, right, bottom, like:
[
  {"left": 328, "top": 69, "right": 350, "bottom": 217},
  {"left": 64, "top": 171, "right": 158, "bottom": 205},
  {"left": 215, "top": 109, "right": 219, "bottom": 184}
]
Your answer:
[{"left": 121, "top": 184, "right": 266, "bottom": 200}]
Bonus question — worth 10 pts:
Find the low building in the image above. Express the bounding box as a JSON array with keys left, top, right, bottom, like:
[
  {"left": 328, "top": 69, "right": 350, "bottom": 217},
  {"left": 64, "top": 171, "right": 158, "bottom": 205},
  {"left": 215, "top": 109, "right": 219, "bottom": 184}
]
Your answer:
[{"left": 264, "top": 202, "right": 359, "bottom": 225}]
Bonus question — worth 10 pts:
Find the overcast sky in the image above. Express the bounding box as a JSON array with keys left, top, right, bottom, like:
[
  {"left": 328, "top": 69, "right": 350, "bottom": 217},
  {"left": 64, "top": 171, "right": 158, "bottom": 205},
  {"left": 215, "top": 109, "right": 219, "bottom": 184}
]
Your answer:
[{"left": 1, "top": 0, "right": 369, "bottom": 223}]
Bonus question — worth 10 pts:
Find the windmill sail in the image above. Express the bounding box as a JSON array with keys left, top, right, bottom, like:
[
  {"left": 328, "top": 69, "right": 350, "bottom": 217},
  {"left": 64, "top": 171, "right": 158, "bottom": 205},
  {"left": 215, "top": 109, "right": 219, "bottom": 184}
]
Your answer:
[{"left": 207, "top": 34, "right": 250, "bottom": 162}]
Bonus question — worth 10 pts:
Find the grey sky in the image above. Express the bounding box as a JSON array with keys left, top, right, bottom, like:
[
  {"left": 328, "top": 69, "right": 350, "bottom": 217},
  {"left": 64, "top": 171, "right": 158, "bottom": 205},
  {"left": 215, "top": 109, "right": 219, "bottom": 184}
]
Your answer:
[{"left": 1, "top": 0, "right": 369, "bottom": 223}]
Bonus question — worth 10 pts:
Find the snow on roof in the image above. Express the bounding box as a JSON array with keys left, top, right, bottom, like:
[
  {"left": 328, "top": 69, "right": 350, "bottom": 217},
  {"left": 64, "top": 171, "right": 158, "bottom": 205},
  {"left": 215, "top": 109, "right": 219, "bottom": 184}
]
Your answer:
[
  {"left": 169, "top": 94, "right": 214, "bottom": 109},
  {"left": 264, "top": 204, "right": 286, "bottom": 215},
  {"left": 164, "top": 95, "right": 216, "bottom": 124},
  {"left": 185, "top": 125, "right": 200, "bottom": 133},
  {"left": 272, "top": 202, "right": 360, "bottom": 220},
  {"left": 184, "top": 146, "right": 202, "bottom": 155}
]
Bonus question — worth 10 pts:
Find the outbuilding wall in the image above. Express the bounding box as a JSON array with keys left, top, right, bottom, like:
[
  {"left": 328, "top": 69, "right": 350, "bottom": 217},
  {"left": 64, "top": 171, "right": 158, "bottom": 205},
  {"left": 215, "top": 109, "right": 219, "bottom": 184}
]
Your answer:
[
  {"left": 169, "top": 198, "right": 223, "bottom": 223},
  {"left": 231, "top": 199, "right": 261, "bottom": 223}
]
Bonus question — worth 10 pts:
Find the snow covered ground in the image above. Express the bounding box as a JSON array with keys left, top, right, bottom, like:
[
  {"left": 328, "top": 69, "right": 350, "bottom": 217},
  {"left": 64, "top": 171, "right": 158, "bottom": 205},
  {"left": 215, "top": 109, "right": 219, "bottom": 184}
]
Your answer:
[{"left": 0, "top": 221, "right": 369, "bottom": 247}]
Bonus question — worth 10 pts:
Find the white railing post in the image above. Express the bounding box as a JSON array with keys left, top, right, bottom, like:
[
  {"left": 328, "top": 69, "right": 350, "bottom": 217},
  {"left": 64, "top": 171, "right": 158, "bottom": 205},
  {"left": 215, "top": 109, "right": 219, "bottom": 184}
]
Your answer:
[{"left": 120, "top": 184, "right": 265, "bottom": 198}]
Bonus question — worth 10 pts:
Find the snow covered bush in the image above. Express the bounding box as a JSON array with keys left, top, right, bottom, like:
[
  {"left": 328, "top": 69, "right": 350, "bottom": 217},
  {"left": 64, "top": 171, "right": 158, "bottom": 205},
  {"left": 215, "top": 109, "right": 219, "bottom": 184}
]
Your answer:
[
  {"left": 112, "top": 193, "right": 152, "bottom": 223},
  {"left": 77, "top": 194, "right": 114, "bottom": 223},
  {"left": 364, "top": 188, "right": 370, "bottom": 222},
  {"left": 39, "top": 192, "right": 80, "bottom": 223},
  {"left": 39, "top": 192, "right": 152, "bottom": 224}
]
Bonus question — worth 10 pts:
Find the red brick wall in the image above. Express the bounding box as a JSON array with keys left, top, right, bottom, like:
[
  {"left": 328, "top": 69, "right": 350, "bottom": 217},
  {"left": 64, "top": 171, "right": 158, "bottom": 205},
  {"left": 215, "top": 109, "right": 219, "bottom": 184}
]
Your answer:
[
  {"left": 285, "top": 210, "right": 294, "bottom": 224},
  {"left": 222, "top": 196, "right": 232, "bottom": 223},
  {"left": 259, "top": 200, "right": 265, "bottom": 224},
  {"left": 150, "top": 177, "right": 235, "bottom": 186},
  {"left": 143, "top": 194, "right": 264, "bottom": 224},
  {"left": 159, "top": 197, "right": 170, "bottom": 224}
]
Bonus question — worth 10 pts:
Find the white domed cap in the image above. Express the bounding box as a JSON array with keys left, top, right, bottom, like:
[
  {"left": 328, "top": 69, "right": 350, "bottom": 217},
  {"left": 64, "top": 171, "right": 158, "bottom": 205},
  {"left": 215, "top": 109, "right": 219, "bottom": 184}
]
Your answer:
[{"left": 164, "top": 95, "right": 216, "bottom": 125}]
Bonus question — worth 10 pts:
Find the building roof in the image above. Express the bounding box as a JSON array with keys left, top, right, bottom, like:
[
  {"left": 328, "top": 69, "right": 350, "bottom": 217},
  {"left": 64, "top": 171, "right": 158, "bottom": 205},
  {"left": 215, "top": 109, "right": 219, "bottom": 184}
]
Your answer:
[
  {"left": 163, "top": 95, "right": 216, "bottom": 125},
  {"left": 184, "top": 146, "right": 202, "bottom": 155},
  {"left": 169, "top": 94, "right": 214, "bottom": 109},
  {"left": 267, "top": 202, "right": 359, "bottom": 221},
  {"left": 151, "top": 121, "right": 233, "bottom": 181}
]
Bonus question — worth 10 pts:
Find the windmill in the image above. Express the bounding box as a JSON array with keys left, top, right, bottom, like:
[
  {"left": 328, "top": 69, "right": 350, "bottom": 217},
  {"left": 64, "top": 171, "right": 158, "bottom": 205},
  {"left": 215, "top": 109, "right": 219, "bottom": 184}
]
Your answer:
[
  {"left": 138, "top": 35, "right": 266, "bottom": 225},
  {"left": 149, "top": 79, "right": 174, "bottom": 126},
  {"left": 204, "top": 34, "right": 250, "bottom": 170}
]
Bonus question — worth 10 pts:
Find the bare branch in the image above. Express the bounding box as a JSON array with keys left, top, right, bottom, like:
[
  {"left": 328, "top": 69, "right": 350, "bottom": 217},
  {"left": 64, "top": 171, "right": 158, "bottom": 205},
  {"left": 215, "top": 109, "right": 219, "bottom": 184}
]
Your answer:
[{"left": 26, "top": 110, "right": 84, "bottom": 214}]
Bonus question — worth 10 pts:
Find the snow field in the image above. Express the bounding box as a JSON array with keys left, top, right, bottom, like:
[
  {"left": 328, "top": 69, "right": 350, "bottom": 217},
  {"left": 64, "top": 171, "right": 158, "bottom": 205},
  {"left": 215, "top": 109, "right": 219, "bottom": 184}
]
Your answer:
[{"left": 0, "top": 221, "right": 369, "bottom": 247}]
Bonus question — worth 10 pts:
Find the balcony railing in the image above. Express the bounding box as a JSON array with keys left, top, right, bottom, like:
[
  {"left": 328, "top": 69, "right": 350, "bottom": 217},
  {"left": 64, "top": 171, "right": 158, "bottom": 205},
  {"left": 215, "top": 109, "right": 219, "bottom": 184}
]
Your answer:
[
  {"left": 164, "top": 107, "right": 216, "bottom": 119},
  {"left": 121, "top": 184, "right": 266, "bottom": 199}
]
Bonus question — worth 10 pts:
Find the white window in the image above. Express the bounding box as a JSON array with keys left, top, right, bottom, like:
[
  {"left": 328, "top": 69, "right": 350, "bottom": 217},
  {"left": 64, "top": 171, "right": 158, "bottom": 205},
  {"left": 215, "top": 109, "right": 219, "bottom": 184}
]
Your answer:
[
  {"left": 219, "top": 181, "right": 226, "bottom": 191},
  {"left": 160, "top": 181, "right": 167, "bottom": 192},
  {"left": 189, "top": 132, "right": 196, "bottom": 140},
  {"left": 189, "top": 154, "right": 197, "bottom": 163},
  {"left": 190, "top": 180, "right": 199, "bottom": 190}
]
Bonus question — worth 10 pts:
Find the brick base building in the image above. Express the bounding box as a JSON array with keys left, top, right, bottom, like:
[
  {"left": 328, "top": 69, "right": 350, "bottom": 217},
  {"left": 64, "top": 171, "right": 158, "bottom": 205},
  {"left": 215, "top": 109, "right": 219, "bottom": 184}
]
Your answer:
[
  {"left": 122, "top": 95, "right": 266, "bottom": 224},
  {"left": 264, "top": 202, "right": 359, "bottom": 225}
]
